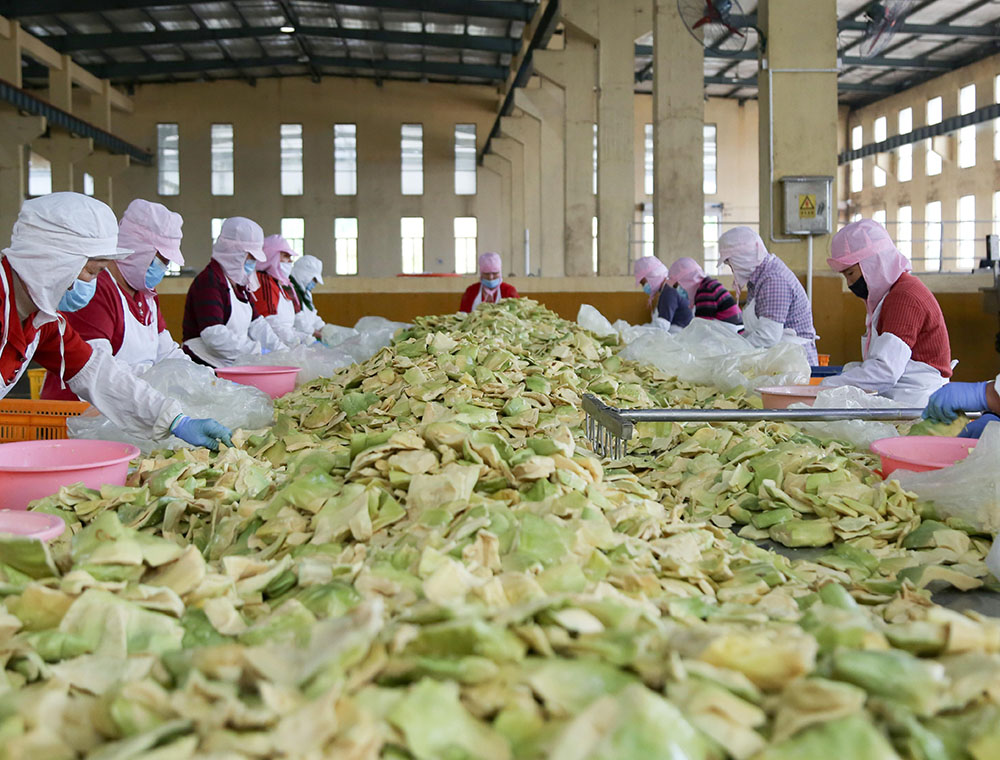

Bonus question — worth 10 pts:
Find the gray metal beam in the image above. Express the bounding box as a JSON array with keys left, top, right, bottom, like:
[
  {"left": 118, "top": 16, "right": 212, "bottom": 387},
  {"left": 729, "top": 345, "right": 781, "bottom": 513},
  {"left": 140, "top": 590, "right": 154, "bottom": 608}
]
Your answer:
[
  {"left": 0, "top": 0, "right": 535, "bottom": 22},
  {"left": 837, "top": 18, "right": 1000, "bottom": 38},
  {"left": 701, "top": 74, "right": 893, "bottom": 94},
  {"left": 87, "top": 55, "right": 508, "bottom": 82},
  {"left": 45, "top": 25, "right": 520, "bottom": 55}
]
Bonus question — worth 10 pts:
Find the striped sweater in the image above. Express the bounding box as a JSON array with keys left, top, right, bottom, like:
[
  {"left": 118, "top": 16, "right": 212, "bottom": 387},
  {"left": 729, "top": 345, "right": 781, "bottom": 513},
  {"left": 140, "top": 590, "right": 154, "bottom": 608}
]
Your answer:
[{"left": 693, "top": 276, "right": 742, "bottom": 325}]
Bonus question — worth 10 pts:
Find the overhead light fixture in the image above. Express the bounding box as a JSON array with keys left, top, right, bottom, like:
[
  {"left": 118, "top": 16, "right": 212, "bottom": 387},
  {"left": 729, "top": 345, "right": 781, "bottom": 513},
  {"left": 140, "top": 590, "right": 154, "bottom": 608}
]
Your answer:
[{"left": 280, "top": 25, "right": 296, "bottom": 33}]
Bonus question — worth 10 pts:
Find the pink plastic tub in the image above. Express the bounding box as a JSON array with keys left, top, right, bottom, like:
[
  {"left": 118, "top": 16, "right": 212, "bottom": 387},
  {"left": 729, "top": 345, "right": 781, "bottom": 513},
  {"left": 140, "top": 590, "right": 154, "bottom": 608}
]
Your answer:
[
  {"left": 0, "top": 439, "right": 140, "bottom": 510},
  {"left": 215, "top": 365, "right": 300, "bottom": 399},
  {"left": 870, "top": 436, "right": 977, "bottom": 478},
  {"left": 0, "top": 510, "right": 65, "bottom": 541},
  {"left": 757, "top": 385, "right": 824, "bottom": 410}
]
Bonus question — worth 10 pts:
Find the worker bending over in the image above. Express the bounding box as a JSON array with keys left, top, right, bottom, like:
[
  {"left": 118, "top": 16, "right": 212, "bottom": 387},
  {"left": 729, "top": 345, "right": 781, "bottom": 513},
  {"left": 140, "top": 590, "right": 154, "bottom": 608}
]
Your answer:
[
  {"left": 0, "top": 193, "right": 230, "bottom": 449},
  {"left": 289, "top": 254, "right": 326, "bottom": 338},
  {"left": 666, "top": 256, "right": 742, "bottom": 328},
  {"left": 254, "top": 234, "right": 313, "bottom": 345},
  {"left": 821, "top": 219, "right": 952, "bottom": 407},
  {"left": 182, "top": 217, "right": 287, "bottom": 367},
  {"left": 460, "top": 252, "right": 519, "bottom": 313},
  {"left": 633, "top": 256, "right": 692, "bottom": 333},
  {"left": 718, "top": 226, "right": 818, "bottom": 364}
]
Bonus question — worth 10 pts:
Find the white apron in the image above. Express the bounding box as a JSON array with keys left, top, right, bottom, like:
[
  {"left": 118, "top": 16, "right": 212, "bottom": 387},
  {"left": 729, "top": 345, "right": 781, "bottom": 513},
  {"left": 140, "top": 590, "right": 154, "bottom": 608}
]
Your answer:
[
  {"left": 183, "top": 277, "right": 253, "bottom": 368},
  {"left": 470, "top": 285, "right": 503, "bottom": 311},
  {"left": 111, "top": 279, "right": 159, "bottom": 371},
  {"left": 743, "top": 298, "right": 817, "bottom": 354},
  {"left": 0, "top": 262, "right": 39, "bottom": 398},
  {"left": 274, "top": 287, "right": 297, "bottom": 330}
]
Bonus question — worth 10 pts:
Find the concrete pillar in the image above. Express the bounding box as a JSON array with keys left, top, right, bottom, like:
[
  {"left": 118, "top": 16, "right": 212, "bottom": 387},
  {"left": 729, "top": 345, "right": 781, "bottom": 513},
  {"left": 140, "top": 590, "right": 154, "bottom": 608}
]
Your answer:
[
  {"left": 757, "top": 0, "right": 838, "bottom": 271},
  {"left": 47, "top": 54, "right": 73, "bottom": 111},
  {"left": 0, "top": 114, "right": 46, "bottom": 235},
  {"left": 500, "top": 112, "right": 542, "bottom": 277},
  {"left": 32, "top": 135, "right": 93, "bottom": 192},
  {"left": 652, "top": 0, "right": 704, "bottom": 267},
  {"left": 491, "top": 137, "right": 524, "bottom": 276},
  {"left": 0, "top": 21, "right": 22, "bottom": 87},
  {"left": 78, "top": 153, "right": 129, "bottom": 205},
  {"left": 596, "top": 0, "right": 638, "bottom": 276},
  {"left": 483, "top": 153, "right": 512, "bottom": 263}
]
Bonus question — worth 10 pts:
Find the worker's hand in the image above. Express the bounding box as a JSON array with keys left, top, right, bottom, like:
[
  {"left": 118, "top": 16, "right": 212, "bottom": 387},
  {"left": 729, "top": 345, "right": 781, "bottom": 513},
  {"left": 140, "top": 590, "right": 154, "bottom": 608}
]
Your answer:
[
  {"left": 959, "top": 413, "right": 1000, "bottom": 439},
  {"left": 924, "top": 381, "right": 990, "bottom": 423},
  {"left": 171, "top": 416, "right": 233, "bottom": 450},
  {"left": 260, "top": 347, "right": 271, "bottom": 355}
]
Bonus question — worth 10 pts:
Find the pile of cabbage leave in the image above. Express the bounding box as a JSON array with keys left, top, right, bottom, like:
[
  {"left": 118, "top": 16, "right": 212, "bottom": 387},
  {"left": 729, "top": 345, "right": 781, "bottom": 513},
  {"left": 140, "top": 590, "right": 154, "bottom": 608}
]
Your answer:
[{"left": 1, "top": 298, "right": 997, "bottom": 759}]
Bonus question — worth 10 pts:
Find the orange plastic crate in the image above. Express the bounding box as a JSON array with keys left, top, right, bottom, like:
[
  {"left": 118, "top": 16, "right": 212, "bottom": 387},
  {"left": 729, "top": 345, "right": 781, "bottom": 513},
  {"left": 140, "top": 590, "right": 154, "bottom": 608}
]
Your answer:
[{"left": 0, "top": 399, "right": 91, "bottom": 443}]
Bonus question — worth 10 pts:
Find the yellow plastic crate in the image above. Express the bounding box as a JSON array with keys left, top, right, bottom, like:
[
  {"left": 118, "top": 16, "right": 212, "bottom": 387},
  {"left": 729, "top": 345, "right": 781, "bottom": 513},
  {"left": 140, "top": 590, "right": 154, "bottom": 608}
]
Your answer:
[
  {"left": 0, "top": 399, "right": 91, "bottom": 442},
  {"left": 27, "top": 368, "right": 46, "bottom": 400}
]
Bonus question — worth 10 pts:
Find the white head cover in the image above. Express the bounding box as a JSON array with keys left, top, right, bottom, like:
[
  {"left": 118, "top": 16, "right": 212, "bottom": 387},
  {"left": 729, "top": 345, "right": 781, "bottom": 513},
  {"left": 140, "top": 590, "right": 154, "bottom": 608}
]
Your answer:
[
  {"left": 291, "top": 254, "right": 324, "bottom": 287},
  {"left": 116, "top": 199, "right": 184, "bottom": 292},
  {"left": 718, "top": 226, "right": 769, "bottom": 291},
  {"left": 211, "top": 217, "right": 265, "bottom": 290},
  {"left": 2, "top": 192, "right": 133, "bottom": 326}
]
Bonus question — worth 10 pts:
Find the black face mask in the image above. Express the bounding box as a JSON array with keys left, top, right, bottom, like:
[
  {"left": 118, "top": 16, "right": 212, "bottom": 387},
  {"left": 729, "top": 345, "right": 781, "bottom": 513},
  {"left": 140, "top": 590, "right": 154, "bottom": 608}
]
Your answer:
[{"left": 849, "top": 275, "right": 869, "bottom": 300}]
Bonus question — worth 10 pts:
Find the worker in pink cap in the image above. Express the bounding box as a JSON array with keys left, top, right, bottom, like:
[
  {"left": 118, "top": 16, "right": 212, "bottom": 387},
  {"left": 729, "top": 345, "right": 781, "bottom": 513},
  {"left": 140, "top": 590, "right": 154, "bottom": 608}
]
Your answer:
[
  {"left": 633, "top": 256, "right": 692, "bottom": 332},
  {"left": 41, "top": 198, "right": 191, "bottom": 400},
  {"left": 253, "top": 234, "right": 313, "bottom": 345},
  {"left": 666, "top": 257, "right": 742, "bottom": 329},
  {"left": 820, "top": 218, "right": 952, "bottom": 407},
  {"left": 460, "top": 252, "right": 519, "bottom": 312}
]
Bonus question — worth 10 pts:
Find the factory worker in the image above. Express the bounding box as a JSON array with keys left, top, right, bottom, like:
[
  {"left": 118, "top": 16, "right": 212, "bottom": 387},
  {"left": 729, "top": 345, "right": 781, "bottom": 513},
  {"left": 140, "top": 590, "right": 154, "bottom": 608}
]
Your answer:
[
  {"left": 289, "top": 254, "right": 326, "bottom": 338},
  {"left": 633, "top": 256, "right": 692, "bottom": 333},
  {"left": 666, "top": 256, "right": 743, "bottom": 328},
  {"left": 182, "top": 217, "right": 288, "bottom": 367},
  {"left": 41, "top": 198, "right": 188, "bottom": 401},
  {"left": 924, "top": 373, "right": 1000, "bottom": 438},
  {"left": 0, "top": 193, "right": 231, "bottom": 449},
  {"left": 459, "top": 252, "right": 519, "bottom": 313},
  {"left": 253, "top": 234, "right": 312, "bottom": 345},
  {"left": 820, "top": 219, "right": 952, "bottom": 407},
  {"left": 718, "top": 226, "right": 818, "bottom": 364}
]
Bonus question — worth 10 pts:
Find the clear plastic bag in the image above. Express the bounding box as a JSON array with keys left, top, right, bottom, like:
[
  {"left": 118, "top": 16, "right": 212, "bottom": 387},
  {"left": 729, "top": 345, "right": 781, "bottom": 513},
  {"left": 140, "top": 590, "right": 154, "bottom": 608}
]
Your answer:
[
  {"left": 337, "top": 316, "right": 410, "bottom": 363},
  {"left": 67, "top": 358, "right": 274, "bottom": 455},
  {"left": 320, "top": 323, "right": 359, "bottom": 348},
  {"left": 576, "top": 304, "right": 618, "bottom": 338},
  {"left": 894, "top": 421, "right": 1000, "bottom": 535},
  {"left": 789, "top": 385, "right": 903, "bottom": 449}
]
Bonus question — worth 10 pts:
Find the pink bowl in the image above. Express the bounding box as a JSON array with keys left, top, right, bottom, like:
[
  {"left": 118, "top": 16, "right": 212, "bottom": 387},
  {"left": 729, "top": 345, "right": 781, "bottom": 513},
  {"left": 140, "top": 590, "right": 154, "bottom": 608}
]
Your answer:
[
  {"left": 757, "top": 385, "right": 824, "bottom": 410},
  {"left": 0, "top": 510, "right": 65, "bottom": 541},
  {"left": 870, "top": 435, "right": 977, "bottom": 478},
  {"left": 215, "top": 365, "right": 300, "bottom": 399},
  {"left": 0, "top": 439, "right": 141, "bottom": 510}
]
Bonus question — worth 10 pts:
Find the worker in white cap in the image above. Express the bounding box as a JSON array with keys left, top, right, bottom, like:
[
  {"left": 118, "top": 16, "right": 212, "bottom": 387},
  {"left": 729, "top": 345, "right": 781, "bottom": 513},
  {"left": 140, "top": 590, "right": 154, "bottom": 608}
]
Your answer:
[
  {"left": 460, "top": 252, "right": 519, "bottom": 312},
  {"left": 0, "top": 192, "right": 231, "bottom": 449},
  {"left": 289, "top": 254, "right": 326, "bottom": 339},
  {"left": 182, "top": 216, "right": 288, "bottom": 367}
]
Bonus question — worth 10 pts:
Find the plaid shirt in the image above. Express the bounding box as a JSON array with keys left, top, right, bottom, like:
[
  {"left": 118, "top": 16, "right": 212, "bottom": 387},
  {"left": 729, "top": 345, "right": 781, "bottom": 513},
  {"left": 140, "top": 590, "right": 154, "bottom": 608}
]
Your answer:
[
  {"left": 746, "top": 254, "right": 818, "bottom": 363},
  {"left": 182, "top": 259, "right": 262, "bottom": 342}
]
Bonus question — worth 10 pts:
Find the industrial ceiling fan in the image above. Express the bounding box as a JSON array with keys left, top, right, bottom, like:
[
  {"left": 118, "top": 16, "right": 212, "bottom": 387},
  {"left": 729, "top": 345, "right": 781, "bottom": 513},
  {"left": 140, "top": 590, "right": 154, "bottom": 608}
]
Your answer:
[
  {"left": 677, "top": 0, "right": 757, "bottom": 54},
  {"left": 856, "top": 0, "right": 917, "bottom": 58}
]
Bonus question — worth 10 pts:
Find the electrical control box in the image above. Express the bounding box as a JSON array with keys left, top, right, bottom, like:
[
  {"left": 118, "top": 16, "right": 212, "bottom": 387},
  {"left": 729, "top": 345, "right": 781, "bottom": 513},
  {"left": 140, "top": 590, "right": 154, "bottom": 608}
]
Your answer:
[{"left": 781, "top": 176, "right": 833, "bottom": 235}]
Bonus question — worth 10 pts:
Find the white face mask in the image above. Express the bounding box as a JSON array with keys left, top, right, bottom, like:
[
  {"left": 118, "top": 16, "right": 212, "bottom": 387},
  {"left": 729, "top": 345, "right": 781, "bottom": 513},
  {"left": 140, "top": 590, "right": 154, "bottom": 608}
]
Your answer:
[{"left": 279, "top": 262, "right": 293, "bottom": 279}]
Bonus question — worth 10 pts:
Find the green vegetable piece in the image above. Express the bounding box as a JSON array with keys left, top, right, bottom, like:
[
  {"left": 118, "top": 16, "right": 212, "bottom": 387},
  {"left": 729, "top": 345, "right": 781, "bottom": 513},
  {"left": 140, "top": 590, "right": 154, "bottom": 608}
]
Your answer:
[
  {"left": 751, "top": 507, "right": 794, "bottom": 529},
  {"left": 831, "top": 649, "right": 947, "bottom": 717},
  {"left": 768, "top": 519, "right": 835, "bottom": 547},
  {"left": 755, "top": 715, "right": 900, "bottom": 760}
]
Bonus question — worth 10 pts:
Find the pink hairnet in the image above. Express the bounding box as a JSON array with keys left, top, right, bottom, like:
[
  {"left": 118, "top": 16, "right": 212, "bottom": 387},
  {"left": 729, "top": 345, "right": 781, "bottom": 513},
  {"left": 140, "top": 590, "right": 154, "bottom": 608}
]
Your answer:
[
  {"left": 829, "top": 219, "right": 911, "bottom": 315},
  {"left": 666, "top": 257, "right": 706, "bottom": 304},
  {"left": 261, "top": 234, "right": 295, "bottom": 286},
  {"left": 633, "top": 256, "right": 669, "bottom": 292},
  {"left": 212, "top": 217, "right": 265, "bottom": 290},
  {"left": 116, "top": 199, "right": 183, "bottom": 292},
  {"left": 479, "top": 252, "right": 502, "bottom": 273}
]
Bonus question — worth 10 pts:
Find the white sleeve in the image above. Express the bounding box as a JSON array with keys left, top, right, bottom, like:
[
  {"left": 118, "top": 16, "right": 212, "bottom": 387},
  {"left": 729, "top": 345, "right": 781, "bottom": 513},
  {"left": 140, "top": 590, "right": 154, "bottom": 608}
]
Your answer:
[
  {"left": 67, "top": 348, "right": 182, "bottom": 440},
  {"left": 155, "top": 329, "right": 188, "bottom": 363},
  {"left": 743, "top": 316, "right": 785, "bottom": 349},
  {"left": 651, "top": 316, "right": 672, "bottom": 332},
  {"left": 264, "top": 314, "right": 305, "bottom": 347},
  {"left": 294, "top": 309, "right": 324, "bottom": 335},
  {"left": 201, "top": 323, "right": 261, "bottom": 363},
  {"left": 248, "top": 317, "right": 288, "bottom": 352},
  {"left": 86, "top": 337, "right": 114, "bottom": 355},
  {"left": 819, "top": 332, "right": 911, "bottom": 393}
]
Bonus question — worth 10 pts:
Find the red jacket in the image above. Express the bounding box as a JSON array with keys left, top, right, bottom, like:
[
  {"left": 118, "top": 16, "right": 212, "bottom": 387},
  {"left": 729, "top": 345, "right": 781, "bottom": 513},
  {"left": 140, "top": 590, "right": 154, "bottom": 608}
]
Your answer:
[
  {"left": 253, "top": 271, "right": 301, "bottom": 318},
  {"left": 459, "top": 281, "right": 519, "bottom": 313}
]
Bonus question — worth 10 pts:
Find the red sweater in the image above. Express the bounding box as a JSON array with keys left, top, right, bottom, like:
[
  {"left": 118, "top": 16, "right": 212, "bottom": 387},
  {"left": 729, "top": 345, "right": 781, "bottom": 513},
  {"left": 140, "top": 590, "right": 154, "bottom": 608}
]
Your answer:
[
  {"left": 876, "top": 273, "right": 952, "bottom": 377},
  {"left": 459, "top": 281, "right": 519, "bottom": 313},
  {"left": 253, "top": 272, "right": 301, "bottom": 317}
]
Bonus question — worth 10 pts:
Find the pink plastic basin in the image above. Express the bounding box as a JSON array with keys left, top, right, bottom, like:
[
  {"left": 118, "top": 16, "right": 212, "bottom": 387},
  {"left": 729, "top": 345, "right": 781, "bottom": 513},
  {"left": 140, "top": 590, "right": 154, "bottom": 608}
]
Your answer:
[
  {"left": 757, "top": 385, "right": 824, "bottom": 410},
  {"left": 0, "top": 439, "right": 140, "bottom": 511},
  {"left": 870, "top": 435, "right": 977, "bottom": 478},
  {"left": 0, "top": 510, "right": 65, "bottom": 541},
  {"left": 215, "top": 365, "right": 300, "bottom": 399}
]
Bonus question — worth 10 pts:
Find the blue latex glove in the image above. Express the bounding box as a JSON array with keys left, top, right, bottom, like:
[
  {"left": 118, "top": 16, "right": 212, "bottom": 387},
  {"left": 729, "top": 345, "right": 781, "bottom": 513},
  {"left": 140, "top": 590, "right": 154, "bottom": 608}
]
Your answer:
[
  {"left": 170, "top": 416, "right": 233, "bottom": 450},
  {"left": 959, "top": 413, "right": 1000, "bottom": 439},
  {"left": 923, "top": 381, "right": 989, "bottom": 423},
  {"left": 260, "top": 347, "right": 271, "bottom": 355}
]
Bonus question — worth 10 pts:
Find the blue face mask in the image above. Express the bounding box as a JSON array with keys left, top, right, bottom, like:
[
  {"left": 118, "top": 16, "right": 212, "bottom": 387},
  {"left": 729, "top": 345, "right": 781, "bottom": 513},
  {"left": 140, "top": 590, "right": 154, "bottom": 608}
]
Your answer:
[
  {"left": 482, "top": 277, "right": 501, "bottom": 289},
  {"left": 244, "top": 258, "right": 256, "bottom": 275},
  {"left": 675, "top": 285, "right": 690, "bottom": 304},
  {"left": 145, "top": 257, "right": 168, "bottom": 290},
  {"left": 58, "top": 277, "right": 97, "bottom": 312},
  {"left": 305, "top": 280, "right": 317, "bottom": 293},
  {"left": 642, "top": 283, "right": 653, "bottom": 296}
]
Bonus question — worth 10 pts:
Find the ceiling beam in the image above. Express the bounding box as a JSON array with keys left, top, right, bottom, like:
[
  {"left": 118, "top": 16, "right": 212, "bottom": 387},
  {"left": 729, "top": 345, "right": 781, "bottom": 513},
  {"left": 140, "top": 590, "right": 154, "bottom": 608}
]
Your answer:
[
  {"left": 700, "top": 74, "right": 893, "bottom": 95},
  {"left": 43, "top": 25, "right": 520, "bottom": 55},
  {"left": 837, "top": 19, "right": 1000, "bottom": 39},
  {"left": 633, "top": 45, "right": 949, "bottom": 72},
  {"left": 0, "top": 0, "right": 535, "bottom": 22}
]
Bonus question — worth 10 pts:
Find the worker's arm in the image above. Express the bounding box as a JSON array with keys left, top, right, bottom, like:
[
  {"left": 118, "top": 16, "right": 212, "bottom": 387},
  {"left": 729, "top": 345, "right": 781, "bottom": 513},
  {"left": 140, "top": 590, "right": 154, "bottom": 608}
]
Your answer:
[
  {"left": 820, "top": 332, "right": 911, "bottom": 394},
  {"left": 989, "top": 377, "right": 1000, "bottom": 415}
]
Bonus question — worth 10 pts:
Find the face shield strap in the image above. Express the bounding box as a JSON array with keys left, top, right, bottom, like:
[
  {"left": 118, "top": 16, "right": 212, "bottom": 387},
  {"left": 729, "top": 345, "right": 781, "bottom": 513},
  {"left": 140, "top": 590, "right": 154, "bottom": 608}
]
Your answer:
[{"left": 57, "top": 314, "right": 67, "bottom": 389}]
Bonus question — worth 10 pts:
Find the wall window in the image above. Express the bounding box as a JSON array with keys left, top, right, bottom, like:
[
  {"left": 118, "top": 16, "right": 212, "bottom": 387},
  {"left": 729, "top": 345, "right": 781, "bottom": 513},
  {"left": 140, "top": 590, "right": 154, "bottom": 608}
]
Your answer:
[
  {"left": 211, "top": 217, "right": 225, "bottom": 245},
  {"left": 925, "top": 201, "right": 942, "bottom": 272},
  {"left": 83, "top": 173, "right": 94, "bottom": 196},
  {"left": 592, "top": 216, "right": 598, "bottom": 273},
  {"left": 211, "top": 123, "right": 234, "bottom": 195},
  {"left": 454, "top": 124, "right": 477, "bottom": 195},
  {"left": 850, "top": 125, "right": 863, "bottom": 193},
  {"left": 872, "top": 208, "right": 886, "bottom": 227},
  {"left": 454, "top": 217, "right": 478, "bottom": 274},
  {"left": 958, "top": 84, "right": 977, "bottom": 169},
  {"left": 401, "top": 124, "right": 423, "bottom": 196},
  {"left": 995, "top": 75, "right": 1000, "bottom": 161},
  {"left": 27, "top": 152, "right": 51, "bottom": 196},
  {"left": 642, "top": 214, "right": 654, "bottom": 259},
  {"left": 957, "top": 194, "right": 976, "bottom": 270},
  {"left": 896, "top": 205, "right": 912, "bottom": 260},
  {"left": 335, "top": 217, "right": 358, "bottom": 275},
  {"left": 280, "top": 124, "right": 303, "bottom": 195},
  {"left": 280, "top": 218, "right": 304, "bottom": 256},
  {"left": 592, "top": 124, "right": 598, "bottom": 195},
  {"left": 851, "top": 212, "right": 863, "bottom": 223},
  {"left": 926, "top": 98, "right": 942, "bottom": 176},
  {"left": 334, "top": 124, "right": 357, "bottom": 196},
  {"left": 644, "top": 123, "right": 653, "bottom": 196},
  {"left": 897, "top": 107, "right": 913, "bottom": 182},
  {"left": 703, "top": 212, "right": 722, "bottom": 275},
  {"left": 704, "top": 124, "right": 718, "bottom": 195},
  {"left": 401, "top": 216, "right": 424, "bottom": 273},
  {"left": 156, "top": 123, "right": 179, "bottom": 195}
]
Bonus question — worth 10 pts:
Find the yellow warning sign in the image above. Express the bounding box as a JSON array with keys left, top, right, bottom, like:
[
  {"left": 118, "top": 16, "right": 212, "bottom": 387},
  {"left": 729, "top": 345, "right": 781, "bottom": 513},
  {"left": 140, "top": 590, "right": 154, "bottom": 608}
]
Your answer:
[{"left": 799, "top": 194, "right": 817, "bottom": 219}]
